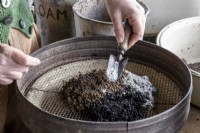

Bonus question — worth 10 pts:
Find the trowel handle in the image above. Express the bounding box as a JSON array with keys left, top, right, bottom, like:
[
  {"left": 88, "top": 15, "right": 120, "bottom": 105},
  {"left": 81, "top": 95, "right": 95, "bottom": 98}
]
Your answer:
[{"left": 118, "top": 19, "right": 132, "bottom": 54}]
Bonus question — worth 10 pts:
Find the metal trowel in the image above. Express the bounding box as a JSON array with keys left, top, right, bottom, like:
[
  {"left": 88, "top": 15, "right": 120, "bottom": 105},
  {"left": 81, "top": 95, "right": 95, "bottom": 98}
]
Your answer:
[{"left": 106, "top": 20, "right": 132, "bottom": 82}]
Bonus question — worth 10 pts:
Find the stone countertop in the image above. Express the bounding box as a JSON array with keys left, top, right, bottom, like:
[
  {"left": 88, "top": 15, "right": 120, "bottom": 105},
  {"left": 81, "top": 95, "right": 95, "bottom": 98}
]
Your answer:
[{"left": 179, "top": 104, "right": 200, "bottom": 133}]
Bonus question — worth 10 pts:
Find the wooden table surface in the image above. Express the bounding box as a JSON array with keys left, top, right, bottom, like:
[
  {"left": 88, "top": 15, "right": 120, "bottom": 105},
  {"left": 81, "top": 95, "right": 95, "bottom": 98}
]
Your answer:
[{"left": 179, "top": 104, "right": 200, "bottom": 133}]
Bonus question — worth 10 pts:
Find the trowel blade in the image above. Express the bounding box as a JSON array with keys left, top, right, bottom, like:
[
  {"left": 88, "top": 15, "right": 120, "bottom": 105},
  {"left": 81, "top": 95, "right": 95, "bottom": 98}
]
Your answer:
[
  {"left": 107, "top": 54, "right": 117, "bottom": 69},
  {"left": 118, "top": 57, "right": 128, "bottom": 78},
  {"left": 106, "top": 54, "right": 128, "bottom": 82}
]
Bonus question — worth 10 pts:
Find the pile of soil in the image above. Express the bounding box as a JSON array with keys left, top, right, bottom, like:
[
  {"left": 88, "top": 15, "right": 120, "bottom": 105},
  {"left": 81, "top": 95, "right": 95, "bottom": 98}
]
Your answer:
[
  {"left": 188, "top": 62, "right": 200, "bottom": 73},
  {"left": 61, "top": 69, "right": 156, "bottom": 122}
]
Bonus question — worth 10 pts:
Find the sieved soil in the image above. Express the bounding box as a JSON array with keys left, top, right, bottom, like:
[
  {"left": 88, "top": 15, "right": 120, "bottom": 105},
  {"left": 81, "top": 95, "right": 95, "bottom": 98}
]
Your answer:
[
  {"left": 61, "top": 69, "right": 156, "bottom": 122},
  {"left": 188, "top": 62, "right": 200, "bottom": 73}
]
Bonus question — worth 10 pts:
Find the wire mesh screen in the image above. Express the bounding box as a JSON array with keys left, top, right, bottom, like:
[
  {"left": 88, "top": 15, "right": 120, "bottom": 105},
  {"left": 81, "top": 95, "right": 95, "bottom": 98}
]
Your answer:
[{"left": 25, "top": 59, "right": 183, "bottom": 121}]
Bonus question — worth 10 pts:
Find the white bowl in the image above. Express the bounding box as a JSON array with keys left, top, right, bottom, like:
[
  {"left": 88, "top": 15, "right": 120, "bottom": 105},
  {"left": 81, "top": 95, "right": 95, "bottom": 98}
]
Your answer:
[{"left": 156, "top": 16, "right": 200, "bottom": 107}]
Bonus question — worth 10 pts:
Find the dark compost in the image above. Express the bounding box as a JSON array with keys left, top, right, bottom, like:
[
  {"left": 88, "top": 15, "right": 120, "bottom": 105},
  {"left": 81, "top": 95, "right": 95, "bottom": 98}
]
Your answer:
[{"left": 62, "top": 69, "right": 156, "bottom": 122}]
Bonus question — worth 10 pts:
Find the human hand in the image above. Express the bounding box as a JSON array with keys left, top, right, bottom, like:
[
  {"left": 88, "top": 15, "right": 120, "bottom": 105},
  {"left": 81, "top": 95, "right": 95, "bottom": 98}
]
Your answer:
[
  {"left": 105, "top": 0, "right": 147, "bottom": 49},
  {"left": 0, "top": 44, "right": 40, "bottom": 85}
]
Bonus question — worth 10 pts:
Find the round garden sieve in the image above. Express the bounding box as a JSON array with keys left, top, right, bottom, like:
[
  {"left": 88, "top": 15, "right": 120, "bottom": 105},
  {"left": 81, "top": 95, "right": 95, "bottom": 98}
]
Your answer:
[{"left": 17, "top": 37, "right": 192, "bottom": 133}]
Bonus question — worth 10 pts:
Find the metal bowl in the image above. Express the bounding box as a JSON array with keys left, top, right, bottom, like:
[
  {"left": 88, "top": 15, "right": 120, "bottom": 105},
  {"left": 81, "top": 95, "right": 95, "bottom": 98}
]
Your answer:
[
  {"left": 17, "top": 37, "right": 192, "bottom": 133},
  {"left": 73, "top": 0, "right": 114, "bottom": 37}
]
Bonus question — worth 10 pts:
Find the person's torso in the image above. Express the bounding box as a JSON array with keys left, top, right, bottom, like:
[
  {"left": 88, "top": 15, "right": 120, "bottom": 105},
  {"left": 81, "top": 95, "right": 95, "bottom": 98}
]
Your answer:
[{"left": 0, "top": 0, "right": 34, "bottom": 44}]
